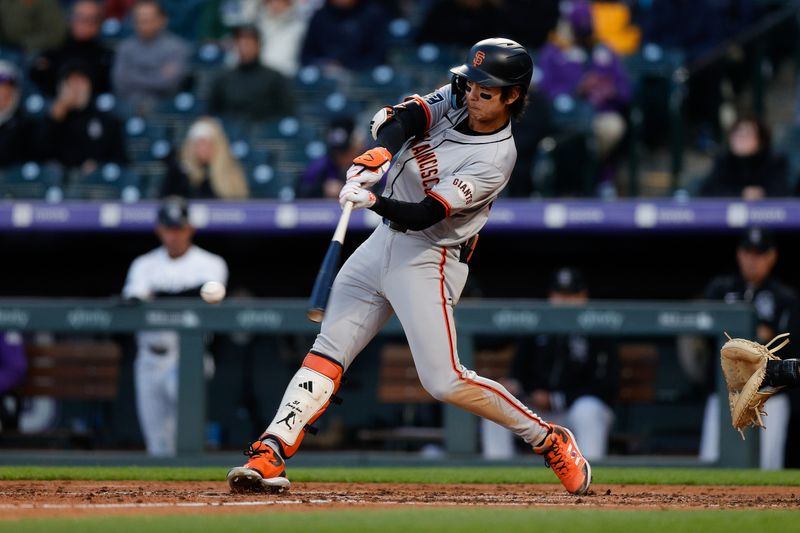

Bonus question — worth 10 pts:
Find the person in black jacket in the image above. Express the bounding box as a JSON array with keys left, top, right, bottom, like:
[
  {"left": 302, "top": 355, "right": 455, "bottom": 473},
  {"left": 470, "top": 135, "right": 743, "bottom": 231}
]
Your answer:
[
  {"left": 38, "top": 60, "right": 127, "bottom": 172},
  {"left": 699, "top": 227, "right": 796, "bottom": 469},
  {"left": 700, "top": 115, "right": 789, "bottom": 198},
  {"left": 29, "top": 0, "right": 114, "bottom": 97},
  {"left": 207, "top": 24, "right": 293, "bottom": 122},
  {"left": 300, "top": 0, "right": 389, "bottom": 73},
  {"left": 0, "top": 61, "right": 37, "bottom": 166},
  {"left": 481, "top": 268, "right": 619, "bottom": 460}
]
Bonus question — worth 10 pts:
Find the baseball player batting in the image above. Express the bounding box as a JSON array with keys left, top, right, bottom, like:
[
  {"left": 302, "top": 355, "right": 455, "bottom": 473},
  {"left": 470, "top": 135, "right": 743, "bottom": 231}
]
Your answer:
[{"left": 228, "top": 38, "right": 591, "bottom": 496}]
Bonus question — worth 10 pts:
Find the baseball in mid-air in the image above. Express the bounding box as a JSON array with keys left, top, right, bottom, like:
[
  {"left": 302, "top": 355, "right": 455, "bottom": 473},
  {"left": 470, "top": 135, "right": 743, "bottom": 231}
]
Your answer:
[{"left": 200, "top": 281, "right": 226, "bottom": 304}]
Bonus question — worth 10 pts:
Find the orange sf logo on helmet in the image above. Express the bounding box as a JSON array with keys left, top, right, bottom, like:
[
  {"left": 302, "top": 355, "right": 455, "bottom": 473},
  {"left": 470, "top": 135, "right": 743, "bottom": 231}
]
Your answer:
[{"left": 472, "top": 51, "right": 485, "bottom": 67}]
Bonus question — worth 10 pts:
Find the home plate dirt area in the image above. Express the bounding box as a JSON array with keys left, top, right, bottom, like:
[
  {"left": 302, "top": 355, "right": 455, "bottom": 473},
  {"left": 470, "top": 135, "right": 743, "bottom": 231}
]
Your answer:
[{"left": 0, "top": 481, "right": 797, "bottom": 519}]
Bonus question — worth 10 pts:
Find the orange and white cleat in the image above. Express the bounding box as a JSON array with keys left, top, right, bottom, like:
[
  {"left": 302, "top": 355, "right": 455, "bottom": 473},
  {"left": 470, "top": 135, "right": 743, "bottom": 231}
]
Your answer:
[
  {"left": 533, "top": 425, "right": 592, "bottom": 495},
  {"left": 227, "top": 440, "right": 290, "bottom": 493}
]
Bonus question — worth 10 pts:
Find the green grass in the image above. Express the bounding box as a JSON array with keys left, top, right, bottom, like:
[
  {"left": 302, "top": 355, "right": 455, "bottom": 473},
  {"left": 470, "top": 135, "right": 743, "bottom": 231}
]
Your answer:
[
  {"left": 1, "top": 465, "right": 799, "bottom": 485},
  {"left": 2, "top": 508, "right": 799, "bottom": 533}
]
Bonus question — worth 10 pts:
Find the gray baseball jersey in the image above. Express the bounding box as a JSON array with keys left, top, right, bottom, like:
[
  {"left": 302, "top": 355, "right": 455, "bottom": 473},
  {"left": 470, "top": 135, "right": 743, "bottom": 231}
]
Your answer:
[
  {"left": 265, "top": 84, "right": 553, "bottom": 454},
  {"left": 381, "top": 84, "right": 516, "bottom": 246}
]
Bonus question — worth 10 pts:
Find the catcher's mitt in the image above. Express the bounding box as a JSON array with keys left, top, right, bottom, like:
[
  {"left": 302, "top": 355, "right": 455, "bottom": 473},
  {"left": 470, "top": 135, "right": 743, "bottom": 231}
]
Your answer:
[{"left": 720, "top": 332, "right": 790, "bottom": 439}]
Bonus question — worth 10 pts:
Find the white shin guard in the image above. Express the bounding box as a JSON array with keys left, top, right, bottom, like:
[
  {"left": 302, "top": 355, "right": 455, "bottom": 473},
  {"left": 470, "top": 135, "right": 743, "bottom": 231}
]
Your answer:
[{"left": 266, "top": 366, "right": 336, "bottom": 447}]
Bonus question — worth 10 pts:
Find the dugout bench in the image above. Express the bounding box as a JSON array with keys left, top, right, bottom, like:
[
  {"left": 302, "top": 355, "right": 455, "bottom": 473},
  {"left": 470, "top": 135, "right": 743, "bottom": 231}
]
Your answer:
[
  {"left": 0, "top": 299, "right": 756, "bottom": 466},
  {"left": 1, "top": 341, "right": 121, "bottom": 447}
]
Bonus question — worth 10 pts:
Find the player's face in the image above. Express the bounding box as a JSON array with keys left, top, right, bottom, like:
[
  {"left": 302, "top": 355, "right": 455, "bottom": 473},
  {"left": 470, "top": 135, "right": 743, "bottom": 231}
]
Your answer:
[
  {"left": 71, "top": 1, "right": 102, "bottom": 41},
  {"left": 134, "top": 4, "right": 165, "bottom": 41},
  {"left": 191, "top": 137, "right": 215, "bottom": 164},
  {"left": 157, "top": 225, "right": 194, "bottom": 258},
  {"left": 464, "top": 81, "right": 517, "bottom": 131},
  {"left": 737, "top": 248, "right": 776, "bottom": 285},
  {"left": 236, "top": 34, "right": 260, "bottom": 64}
]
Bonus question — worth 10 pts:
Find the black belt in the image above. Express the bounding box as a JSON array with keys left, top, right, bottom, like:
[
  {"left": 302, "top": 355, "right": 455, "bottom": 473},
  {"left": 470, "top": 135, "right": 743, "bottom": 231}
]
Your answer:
[
  {"left": 382, "top": 217, "right": 478, "bottom": 264},
  {"left": 146, "top": 344, "right": 170, "bottom": 356},
  {"left": 382, "top": 218, "right": 408, "bottom": 233}
]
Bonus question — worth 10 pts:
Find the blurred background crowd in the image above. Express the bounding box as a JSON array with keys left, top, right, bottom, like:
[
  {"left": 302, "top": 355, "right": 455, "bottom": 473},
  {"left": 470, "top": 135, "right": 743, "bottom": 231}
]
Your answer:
[
  {"left": 0, "top": 0, "right": 797, "bottom": 201},
  {"left": 1, "top": 0, "right": 800, "bottom": 469}
]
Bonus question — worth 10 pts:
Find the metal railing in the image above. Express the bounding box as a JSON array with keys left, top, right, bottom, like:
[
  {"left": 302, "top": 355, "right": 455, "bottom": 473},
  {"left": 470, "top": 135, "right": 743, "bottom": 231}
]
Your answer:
[{"left": 0, "top": 298, "right": 756, "bottom": 466}]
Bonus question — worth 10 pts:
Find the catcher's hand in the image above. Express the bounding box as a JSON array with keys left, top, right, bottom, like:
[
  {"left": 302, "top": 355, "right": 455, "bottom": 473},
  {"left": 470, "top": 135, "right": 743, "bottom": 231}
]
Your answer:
[{"left": 720, "top": 332, "right": 790, "bottom": 439}]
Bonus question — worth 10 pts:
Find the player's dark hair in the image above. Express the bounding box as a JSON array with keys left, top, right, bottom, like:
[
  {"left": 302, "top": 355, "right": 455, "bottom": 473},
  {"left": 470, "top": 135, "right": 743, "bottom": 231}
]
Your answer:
[{"left": 502, "top": 85, "right": 528, "bottom": 121}]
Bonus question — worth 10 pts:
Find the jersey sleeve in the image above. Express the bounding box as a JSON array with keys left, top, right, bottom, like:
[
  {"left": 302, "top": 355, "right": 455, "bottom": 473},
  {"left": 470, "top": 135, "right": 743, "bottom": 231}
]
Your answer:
[
  {"left": 122, "top": 257, "right": 151, "bottom": 300},
  {"left": 426, "top": 161, "right": 506, "bottom": 216},
  {"left": 402, "top": 84, "right": 453, "bottom": 132},
  {"left": 207, "top": 256, "right": 229, "bottom": 286}
]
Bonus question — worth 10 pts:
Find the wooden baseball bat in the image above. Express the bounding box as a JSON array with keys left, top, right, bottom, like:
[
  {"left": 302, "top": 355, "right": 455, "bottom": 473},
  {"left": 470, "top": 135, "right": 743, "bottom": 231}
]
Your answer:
[{"left": 307, "top": 201, "right": 354, "bottom": 323}]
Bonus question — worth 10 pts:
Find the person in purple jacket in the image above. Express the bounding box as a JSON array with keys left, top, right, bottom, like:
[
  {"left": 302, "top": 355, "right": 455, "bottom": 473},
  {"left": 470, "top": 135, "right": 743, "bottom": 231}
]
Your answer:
[
  {"left": 0, "top": 332, "right": 27, "bottom": 431},
  {"left": 537, "top": 0, "right": 631, "bottom": 192}
]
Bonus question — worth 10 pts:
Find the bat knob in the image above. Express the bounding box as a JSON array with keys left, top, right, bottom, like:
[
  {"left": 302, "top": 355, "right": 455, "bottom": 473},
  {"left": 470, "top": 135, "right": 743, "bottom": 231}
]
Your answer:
[{"left": 307, "top": 309, "right": 325, "bottom": 323}]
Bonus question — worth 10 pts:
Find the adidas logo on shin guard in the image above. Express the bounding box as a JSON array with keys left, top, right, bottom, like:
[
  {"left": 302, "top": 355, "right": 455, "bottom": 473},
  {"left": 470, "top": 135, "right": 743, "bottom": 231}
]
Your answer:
[{"left": 299, "top": 381, "right": 313, "bottom": 393}]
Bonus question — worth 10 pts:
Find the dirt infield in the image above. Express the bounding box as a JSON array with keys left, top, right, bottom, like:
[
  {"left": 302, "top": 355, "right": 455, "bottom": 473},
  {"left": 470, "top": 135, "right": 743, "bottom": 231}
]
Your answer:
[{"left": 0, "top": 481, "right": 796, "bottom": 519}]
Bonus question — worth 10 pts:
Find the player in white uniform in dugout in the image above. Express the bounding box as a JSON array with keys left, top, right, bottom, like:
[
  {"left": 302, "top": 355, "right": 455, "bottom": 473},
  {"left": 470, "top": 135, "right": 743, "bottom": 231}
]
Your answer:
[
  {"left": 123, "top": 197, "right": 228, "bottom": 456},
  {"left": 228, "top": 38, "right": 592, "bottom": 495}
]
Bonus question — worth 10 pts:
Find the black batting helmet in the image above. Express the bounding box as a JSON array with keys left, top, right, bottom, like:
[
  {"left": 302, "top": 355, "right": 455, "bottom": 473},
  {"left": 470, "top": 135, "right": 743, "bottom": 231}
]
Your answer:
[{"left": 449, "top": 38, "right": 533, "bottom": 109}]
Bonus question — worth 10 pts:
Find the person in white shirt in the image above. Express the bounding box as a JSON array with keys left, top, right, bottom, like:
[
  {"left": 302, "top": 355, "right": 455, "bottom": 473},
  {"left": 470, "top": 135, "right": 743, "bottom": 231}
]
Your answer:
[{"left": 122, "top": 196, "right": 228, "bottom": 456}]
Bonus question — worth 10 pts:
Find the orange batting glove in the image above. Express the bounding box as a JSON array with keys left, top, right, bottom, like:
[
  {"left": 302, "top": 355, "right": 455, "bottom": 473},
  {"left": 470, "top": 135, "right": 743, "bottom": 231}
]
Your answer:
[{"left": 346, "top": 147, "right": 392, "bottom": 187}]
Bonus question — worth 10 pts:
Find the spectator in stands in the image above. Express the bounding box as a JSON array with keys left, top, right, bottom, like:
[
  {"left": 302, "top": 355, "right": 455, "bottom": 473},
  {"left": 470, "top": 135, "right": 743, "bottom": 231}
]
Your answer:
[
  {"left": 296, "top": 116, "right": 361, "bottom": 198},
  {"left": 416, "top": 0, "right": 498, "bottom": 47},
  {"left": 111, "top": 0, "right": 190, "bottom": 114},
  {"left": 537, "top": 0, "right": 631, "bottom": 193},
  {"left": 161, "top": 117, "right": 249, "bottom": 199},
  {"left": 0, "top": 0, "right": 67, "bottom": 53},
  {"left": 0, "top": 331, "right": 26, "bottom": 432},
  {"left": 0, "top": 61, "right": 37, "bottom": 166},
  {"left": 123, "top": 197, "right": 228, "bottom": 457},
  {"left": 38, "top": 60, "right": 128, "bottom": 171},
  {"left": 699, "top": 115, "right": 789, "bottom": 199},
  {"left": 29, "top": 0, "right": 114, "bottom": 98},
  {"left": 208, "top": 24, "right": 293, "bottom": 122},
  {"left": 699, "top": 227, "right": 795, "bottom": 469},
  {"left": 300, "top": 0, "right": 389, "bottom": 74},
  {"left": 481, "top": 268, "right": 618, "bottom": 461},
  {"left": 254, "top": 0, "right": 309, "bottom": 77}
]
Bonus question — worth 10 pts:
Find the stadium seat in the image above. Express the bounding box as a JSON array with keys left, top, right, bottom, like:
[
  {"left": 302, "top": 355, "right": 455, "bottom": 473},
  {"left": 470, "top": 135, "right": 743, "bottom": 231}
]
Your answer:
[
  {"left": 0, "top": 162, "right": 64, "bottom": 200},
  {"left": 624, "top": 43, "right": 686, "bottom": 80},
  {"left": 23, "top": 93, "right": 49, "bottom": 118},
  {"left": 246, "top": 161, "right": 296, "bottom": 200},
  {"left": 63, "top": 163, "right": 141, "bottom": 202},
  {"left": 293, "top": 65, "right": 339, "bottom": 101},
  {"left": 150, "top": 92, "right": 204, "bottom": 136},
  {"left": 387, "top": 18, "right": 414, "bottom": 47},
  {"left": 0, "top": 46, "right": 25, "bottom": 69},
  {"left": 126, "top": 116, "right": 168, "bottom": 162},
  {"left": 776, "top": 124, "right": 800, "bottom": 192},
  {"left": 249, "top": 116, "right": 318, "bottom": 168},
  {"left": 348, "top": 65, "right": 414, "bottom": 107},
  {"left": 549, "top": 94, "right": 594, "bottom": 133},
  {"left": 95, "top": 92, "right": 135, "bottom": 118},
  {"left": 297, "top": 90, "right": 362, "bottom": 124},
  {"left": 193, "top": 42, "right": 225, "bottom": 66},
  {"left": 625, "top": 44, "right": 688, "bottom": 187}
]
